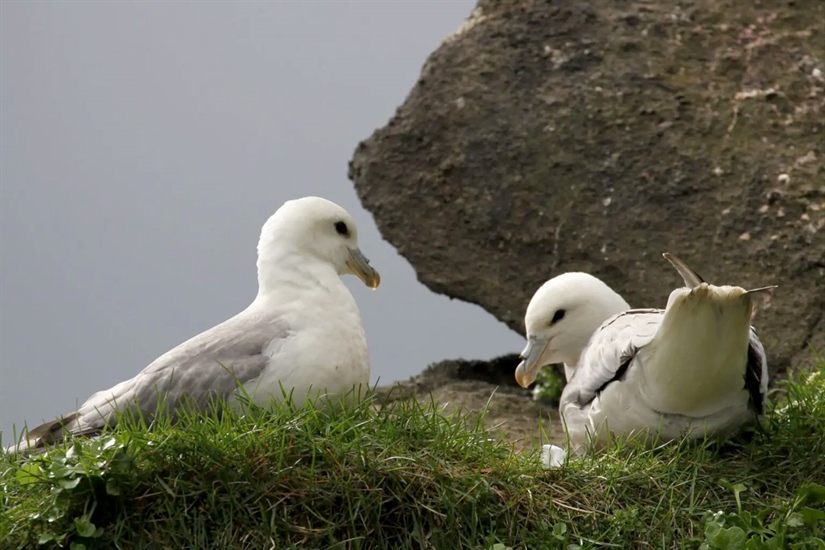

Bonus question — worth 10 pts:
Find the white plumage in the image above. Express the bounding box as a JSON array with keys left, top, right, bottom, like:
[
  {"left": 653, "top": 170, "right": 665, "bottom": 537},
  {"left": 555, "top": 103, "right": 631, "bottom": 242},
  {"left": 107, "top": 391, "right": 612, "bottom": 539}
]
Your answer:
[
  {"left": 8, "top": 196, "right": 380, "bottom": 454},
  {"left": 515, "top": 253, "right": 770, "bottom": 462}
]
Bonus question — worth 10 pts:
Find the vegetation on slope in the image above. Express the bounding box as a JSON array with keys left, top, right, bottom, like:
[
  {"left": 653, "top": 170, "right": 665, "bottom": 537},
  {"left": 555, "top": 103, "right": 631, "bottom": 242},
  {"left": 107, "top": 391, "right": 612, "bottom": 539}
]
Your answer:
[{"left": 1, "top": 360, "right": 824, "bottom": 550}]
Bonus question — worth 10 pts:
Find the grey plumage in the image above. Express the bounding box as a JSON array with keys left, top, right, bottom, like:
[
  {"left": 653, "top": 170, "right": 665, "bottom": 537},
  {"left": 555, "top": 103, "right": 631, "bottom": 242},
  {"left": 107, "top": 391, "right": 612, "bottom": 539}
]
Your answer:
[
  {"left": 9, "top": 304, "right": 291, "bottom": 454},
  {"left": 560, "top": 311, "right": 768, "bottom": 437},
  {"left": 7, "top": 196, "right": 380, "bottom": 455},
  {"left": 517, "top": 253, "right": 772, "bottom": 458}
]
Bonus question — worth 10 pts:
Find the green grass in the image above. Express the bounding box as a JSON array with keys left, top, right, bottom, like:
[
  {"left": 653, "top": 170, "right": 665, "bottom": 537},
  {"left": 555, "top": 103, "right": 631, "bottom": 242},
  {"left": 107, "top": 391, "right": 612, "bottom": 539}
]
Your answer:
[{"left": 1, "top": 361, "right": 824, "bottom": 550}]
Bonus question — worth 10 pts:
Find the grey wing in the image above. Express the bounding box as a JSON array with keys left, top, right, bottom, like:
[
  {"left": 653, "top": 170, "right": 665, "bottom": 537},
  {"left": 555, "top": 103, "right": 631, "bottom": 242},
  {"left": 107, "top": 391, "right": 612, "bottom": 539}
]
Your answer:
[
  {"left": 560, "top": 309, "right": 663, "bottom": 409},
  {"left": 745, "top": 327, "right": 769, "bottom": 415},
  {"left": 73, "top": 311, "right": 291, "bottom": 432},
  {"left": 10, "top": 311, "right": 291, "bottom": 453}
]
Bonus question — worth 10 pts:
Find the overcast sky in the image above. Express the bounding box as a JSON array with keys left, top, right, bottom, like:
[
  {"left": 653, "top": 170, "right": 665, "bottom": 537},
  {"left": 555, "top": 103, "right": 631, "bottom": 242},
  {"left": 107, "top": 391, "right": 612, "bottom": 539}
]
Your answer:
[{"left": 0, "top": 1, "right": 525, "bottom": 441}]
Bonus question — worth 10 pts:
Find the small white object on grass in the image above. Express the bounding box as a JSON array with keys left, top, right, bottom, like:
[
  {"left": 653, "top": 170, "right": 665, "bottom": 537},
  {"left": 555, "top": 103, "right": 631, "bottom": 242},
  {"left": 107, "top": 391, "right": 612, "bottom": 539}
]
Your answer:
[
  {"left": 515, "top": 253, "right": 771, "bottom": 457},
  {"left": 540, "top": 444, "right": 568, "bottom": 469},
  {"left": 8, "top": 197, "right": 380, "bottom": 455}
]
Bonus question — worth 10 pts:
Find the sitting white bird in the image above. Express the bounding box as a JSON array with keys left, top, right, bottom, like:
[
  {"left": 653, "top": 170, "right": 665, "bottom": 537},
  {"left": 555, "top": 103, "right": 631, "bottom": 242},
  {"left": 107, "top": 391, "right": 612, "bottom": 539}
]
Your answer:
[
  {"left": 515, "top": 253, "right": 771, "bottom": 462},
  {"left": 8, "top": 196, "right": 380, "bottom": 455}
]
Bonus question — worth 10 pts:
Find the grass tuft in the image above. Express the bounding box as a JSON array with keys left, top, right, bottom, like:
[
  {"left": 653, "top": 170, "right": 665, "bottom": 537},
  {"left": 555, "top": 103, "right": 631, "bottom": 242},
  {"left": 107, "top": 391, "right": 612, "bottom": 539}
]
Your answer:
[{"left": 1, "top": 360, "right": 823, "bottom": 549}]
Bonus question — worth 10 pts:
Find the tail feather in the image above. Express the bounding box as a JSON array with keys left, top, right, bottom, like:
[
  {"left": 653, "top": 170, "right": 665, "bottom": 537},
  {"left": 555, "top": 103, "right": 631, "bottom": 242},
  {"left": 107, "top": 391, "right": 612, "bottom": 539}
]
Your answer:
[{"left": 4, "top": 412, "right": 82, "bottom": 456}]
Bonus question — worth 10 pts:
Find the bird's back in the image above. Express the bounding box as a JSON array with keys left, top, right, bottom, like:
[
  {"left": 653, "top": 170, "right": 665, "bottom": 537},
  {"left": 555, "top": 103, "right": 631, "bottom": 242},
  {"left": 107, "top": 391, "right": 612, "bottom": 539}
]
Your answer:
[{"left": 560, "top": 301, "right": 767, "bottom": 451}]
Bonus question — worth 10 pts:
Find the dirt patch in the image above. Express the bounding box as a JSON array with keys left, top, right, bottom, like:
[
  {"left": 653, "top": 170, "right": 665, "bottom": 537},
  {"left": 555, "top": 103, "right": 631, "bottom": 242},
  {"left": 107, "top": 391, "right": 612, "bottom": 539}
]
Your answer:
[{"left": 375, "top": 356, "right": 565, "bottom": 449}]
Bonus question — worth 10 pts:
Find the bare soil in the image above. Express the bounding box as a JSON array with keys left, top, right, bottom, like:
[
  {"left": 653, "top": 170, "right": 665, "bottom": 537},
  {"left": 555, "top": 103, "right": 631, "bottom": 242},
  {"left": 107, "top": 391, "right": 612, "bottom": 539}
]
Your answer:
[{"left": 375, "top": 356, "right": 565, "bottom": 449}]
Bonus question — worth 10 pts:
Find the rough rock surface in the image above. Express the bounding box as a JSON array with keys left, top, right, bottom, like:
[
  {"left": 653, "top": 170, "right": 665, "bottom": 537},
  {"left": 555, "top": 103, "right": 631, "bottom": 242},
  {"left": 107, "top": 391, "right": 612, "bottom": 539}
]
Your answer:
[{"left": 350, "top": 0, "right": 825, "bottom": 374}]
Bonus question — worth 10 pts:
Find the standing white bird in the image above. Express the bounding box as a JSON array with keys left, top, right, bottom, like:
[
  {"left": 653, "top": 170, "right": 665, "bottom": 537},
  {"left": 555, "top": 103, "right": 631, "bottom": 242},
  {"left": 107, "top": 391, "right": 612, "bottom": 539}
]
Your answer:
[
  {"left": 515, "top": 253, "right": 771, "bottom": 458},
  {"left": 8, "top": 196, "right": 381, "bottom": 455}
]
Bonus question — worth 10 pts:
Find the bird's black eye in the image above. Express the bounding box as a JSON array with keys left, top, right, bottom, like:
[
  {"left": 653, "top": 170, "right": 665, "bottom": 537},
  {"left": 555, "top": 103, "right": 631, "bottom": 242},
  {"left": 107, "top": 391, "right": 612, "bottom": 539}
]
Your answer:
[
  {"left": 550, "top": 309, "right": 566, "bottom": 325},
  {"left": 334, "top": 221, "right": 349, "bottom": 236}
]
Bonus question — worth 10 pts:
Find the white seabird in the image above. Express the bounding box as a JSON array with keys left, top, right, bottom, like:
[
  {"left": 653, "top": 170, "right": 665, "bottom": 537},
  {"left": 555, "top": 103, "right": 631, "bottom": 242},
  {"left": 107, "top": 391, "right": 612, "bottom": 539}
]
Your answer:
[
  {"left": 514, "top": 253, "right": 771, "bottom": 464},
  {"left": 8, "top": 196, "right": 380, "bottom": 454}
]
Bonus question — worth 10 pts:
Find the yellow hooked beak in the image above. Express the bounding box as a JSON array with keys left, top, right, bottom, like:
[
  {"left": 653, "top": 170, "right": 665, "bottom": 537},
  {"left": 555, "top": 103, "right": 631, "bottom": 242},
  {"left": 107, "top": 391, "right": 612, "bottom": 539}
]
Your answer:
[
  {"left": 514, "top": 336, "right": 551, "bottom": 388},
  {"left": 346, "top": 247, "right": 381, "bottom": 289}
]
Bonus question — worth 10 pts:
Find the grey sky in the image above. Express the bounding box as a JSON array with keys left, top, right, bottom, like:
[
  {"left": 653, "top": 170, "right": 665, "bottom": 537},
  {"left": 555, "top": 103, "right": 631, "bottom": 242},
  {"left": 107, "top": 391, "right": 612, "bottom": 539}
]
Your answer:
[{"left": 0, "top": 1, "right": 524, "bottom": 440}]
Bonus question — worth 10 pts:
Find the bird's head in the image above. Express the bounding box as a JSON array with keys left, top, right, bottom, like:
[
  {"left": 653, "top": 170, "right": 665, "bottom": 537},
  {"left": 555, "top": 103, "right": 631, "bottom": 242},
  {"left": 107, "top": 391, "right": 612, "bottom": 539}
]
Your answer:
[
  {"left": 515, "top": 272, "right": 630, "bottom": 388},
  {"left": 256, "top": 197, "right": 380, "bottom": 293}
]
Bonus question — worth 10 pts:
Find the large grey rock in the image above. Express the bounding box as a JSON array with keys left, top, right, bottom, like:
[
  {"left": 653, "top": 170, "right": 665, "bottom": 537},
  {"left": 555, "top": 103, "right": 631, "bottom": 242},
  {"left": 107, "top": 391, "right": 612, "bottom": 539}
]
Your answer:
[{"left": 349, "top": 0, "right": 825, "bottom": 373}]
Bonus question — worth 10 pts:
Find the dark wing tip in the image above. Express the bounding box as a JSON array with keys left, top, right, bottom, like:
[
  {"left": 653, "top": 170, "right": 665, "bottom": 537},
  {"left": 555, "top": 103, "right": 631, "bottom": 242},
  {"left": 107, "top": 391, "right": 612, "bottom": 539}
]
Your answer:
[
  {"left": 662, "top": 252, "right": 706, "bottom": 288},
  {"left": 745, "top": 342, "right": 766, "bottom": 415},
  {"left": 7, "top": 412, "right": 81, "bottom": 455}
]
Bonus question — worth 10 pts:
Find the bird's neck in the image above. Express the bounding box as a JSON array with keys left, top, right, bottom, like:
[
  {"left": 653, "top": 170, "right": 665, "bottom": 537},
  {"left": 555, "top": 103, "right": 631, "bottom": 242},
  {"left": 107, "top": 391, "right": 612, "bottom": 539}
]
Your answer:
[
  {"left": 562, "top": 363, "right": 578, "bottom": 383},
  {"left": 569, "top": 302, "right": 631, "bottom": 380},
  {"left": 254, "top": 251, "right": 347, "bottom": 304}
]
